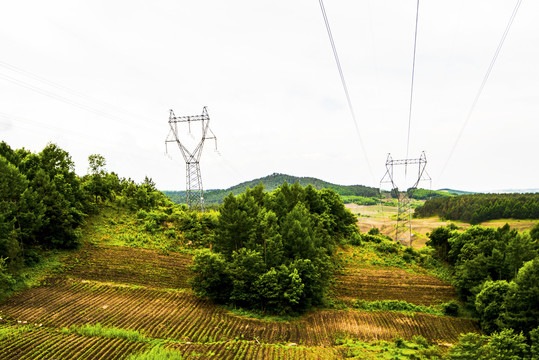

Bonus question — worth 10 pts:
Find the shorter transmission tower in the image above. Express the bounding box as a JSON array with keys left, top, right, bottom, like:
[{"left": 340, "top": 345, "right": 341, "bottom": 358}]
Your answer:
[
  {"left": 165, "top": 107, "right": 217, "bottom": 212},
  {"left": 380, "top": 151, "right": 430, "bottom": 246}
]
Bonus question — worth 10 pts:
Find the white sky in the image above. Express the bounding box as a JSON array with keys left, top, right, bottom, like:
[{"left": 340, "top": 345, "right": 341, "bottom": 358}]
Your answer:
[{"left": 1, "top": 1, "right": 537, "bottom": 192}]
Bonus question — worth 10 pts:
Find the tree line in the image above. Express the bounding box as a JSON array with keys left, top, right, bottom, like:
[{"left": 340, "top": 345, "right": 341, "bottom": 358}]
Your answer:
[
  {"left": 427, "top": 223, "right": 539, "bottom": 339},
  {"left": 0, "top": 141, "right": 170, "bottom": 296},
  {"left": 415, "top": 193, "right": 539, "bottom": 224}
]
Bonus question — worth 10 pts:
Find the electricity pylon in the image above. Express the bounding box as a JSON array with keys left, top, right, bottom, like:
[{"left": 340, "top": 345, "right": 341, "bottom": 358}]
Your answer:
[
  {"left": 380, "top": 151, "right": 430, "bottom": 246},
  {"left": 165, "top": 106, "right": 216, "bottom": 212}
]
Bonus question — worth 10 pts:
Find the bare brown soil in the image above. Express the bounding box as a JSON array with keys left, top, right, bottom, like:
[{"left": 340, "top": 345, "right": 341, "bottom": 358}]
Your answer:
[
  {"left": 65, "top": 244, "right": 193, "bottom": 290},
  {"left": 0, "top": 328, "right": 148, "bottom": 360},
  {"left": 0, "top": 278, "right": 477, "bottom": 348},
  {"left": 334, "top": 266, "right": 456, "bottom": 306}
]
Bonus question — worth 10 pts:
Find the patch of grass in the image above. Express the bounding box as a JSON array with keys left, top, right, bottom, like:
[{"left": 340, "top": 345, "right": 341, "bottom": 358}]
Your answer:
[
  {"left": 1, "top": 248, "right": 72, "bottom": 302},
  {"left": 64, "top": 323, "right": 148, "bottom": 343},
  {"left": 334, "top": 335, "right": 444, "bottom": 359},
  {"left": 224, "top": 305, "right": 299, "bottom": 323},
  {"left": 0, "top": 324, "right": 32, "bottom": 340},
  {"left": 339, "top": 243, "right": 425, "bottom": 274},
  {"left": 352, "top": 300, "right": 443, "bottom": 316},
  {"left": 127, "top": 345, "right": 184, "bottom": 360}
]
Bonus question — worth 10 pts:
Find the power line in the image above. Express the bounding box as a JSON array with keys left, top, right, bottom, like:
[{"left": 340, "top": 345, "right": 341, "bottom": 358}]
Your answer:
[
  {"left": 318, "top": 0, "right": 375, "bottom": 182},
  {"left": 406, "top": 0, "right": 420, "bottom": 160},
  {"left": 0, "top": 63, "right": 154, "bottom": 132},
  {"left": 440, "top": 0, "right": 523, "bottom": 177},
  {"left": 0, "top": 61, "right": 142, "bottom": 122}
]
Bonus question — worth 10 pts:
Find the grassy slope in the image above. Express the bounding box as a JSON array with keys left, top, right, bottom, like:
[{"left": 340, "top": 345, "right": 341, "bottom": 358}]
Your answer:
[{"left": 0, "top": 205, "right": 479, "bottom": 359}]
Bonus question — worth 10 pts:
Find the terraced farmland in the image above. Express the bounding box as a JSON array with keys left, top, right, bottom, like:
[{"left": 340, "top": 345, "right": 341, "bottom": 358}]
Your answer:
[
  {"left": 334, "top": 266, "right": 456, "bottom": 306},
  {"left": 0, "top": 242, "right": 479, "bottom": 359}
]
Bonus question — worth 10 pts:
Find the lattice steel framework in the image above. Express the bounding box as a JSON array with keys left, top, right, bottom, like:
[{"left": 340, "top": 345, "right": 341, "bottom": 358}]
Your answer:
[
  {"left": 165, "top": 107, "right": 216, "bottom": 212},
  {"left": 380, "top": 151, "right": 430, "bottom": 246}
]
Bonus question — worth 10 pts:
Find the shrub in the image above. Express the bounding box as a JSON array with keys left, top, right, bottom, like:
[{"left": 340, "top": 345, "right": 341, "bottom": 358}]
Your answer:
[
  {"left": 441, "top": 300, "right": 460, "bottom": 317},
  {"left": 375, "top": 241, "right": 399, "bottom": 254}
]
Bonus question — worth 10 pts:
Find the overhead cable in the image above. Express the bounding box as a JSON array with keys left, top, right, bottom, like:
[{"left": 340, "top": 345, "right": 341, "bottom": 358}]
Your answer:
[
  {"left": 406, "top": 0, "right": 420, "bottom": 160},
  {"left": 440, "top": 0, "right": 523, "bottom": 177},
  {"left": 318, "top": 0, "right": 375, "bottom": 182}
]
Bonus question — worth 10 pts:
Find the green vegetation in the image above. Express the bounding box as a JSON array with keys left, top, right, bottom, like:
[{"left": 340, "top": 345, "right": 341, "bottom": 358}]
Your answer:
[
  {"left": 352, "top": 299, "right": 445, "bottom": 316},
  {"left": 334, "top": 336, "right": 444, "bottom": 359},
  {"left": 190, "top": 182, "right": 358, "bottom": 315},
  {"left": 4, "top": 138, "right": 539, "bottom": 359},
  {"left": 415, "top": 193, "right": 539, "bottom": 224},
  {"left": 164, "top": 172, "right": 380, "bottom": 205},
  {"left": 0, "top": 141, "right": 210, "bottom": 301},
  {"left": 407, "top": 187, "right": 452, "bottom": 200},
  {"left": 63, "top": 323, "right": 148, "bottom": 342},
  {"left": 127, "top": 346, "right": 184, "bottom": 360},
  {"left": 447, "top": 328, "right": 539, "bottom": 360},
  {"left": 425, "top": 222, "right": 539, "bottom": 343}
]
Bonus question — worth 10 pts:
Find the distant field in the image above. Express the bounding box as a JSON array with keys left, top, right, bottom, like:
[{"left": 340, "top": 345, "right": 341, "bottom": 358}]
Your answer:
[{"left": 346, "top": 204, "right": 538, "bottom": 248}]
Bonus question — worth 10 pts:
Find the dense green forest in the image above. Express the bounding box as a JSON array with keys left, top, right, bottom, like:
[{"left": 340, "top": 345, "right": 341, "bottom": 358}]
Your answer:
[
  {"left": 426, "top": 223, "right": 539, "bottom": 346},
  {"left": 190, "top": 182, "right": 359, "bottom": 315},
  {"left": 415, "top": 193, "right": 539, "bottom": 224},
  {"left": 0, "top": 141, "right": 176, "bottom": 299}
]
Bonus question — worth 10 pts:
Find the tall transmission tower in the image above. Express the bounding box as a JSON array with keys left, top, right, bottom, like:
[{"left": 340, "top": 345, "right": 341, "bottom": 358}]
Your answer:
[
  {"left": 165, "top": 106, "right": 217, "bottom": 212},
  {"left": 380, "top": 151, "right": 430, "bottom": 246}
]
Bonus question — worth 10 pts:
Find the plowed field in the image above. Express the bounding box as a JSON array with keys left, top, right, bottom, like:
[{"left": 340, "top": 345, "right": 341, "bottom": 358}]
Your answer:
[
  {"left": 0, "top": 243, "right": 479, "bottom": 359},
  {"left": 335, "top": 266, "right": 456, "bottom": 305}
]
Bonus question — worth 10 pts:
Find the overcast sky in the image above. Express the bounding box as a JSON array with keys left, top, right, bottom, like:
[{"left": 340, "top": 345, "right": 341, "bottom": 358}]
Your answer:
[{"left": 1, "top": 1, "right": 537, "bottom": 192}]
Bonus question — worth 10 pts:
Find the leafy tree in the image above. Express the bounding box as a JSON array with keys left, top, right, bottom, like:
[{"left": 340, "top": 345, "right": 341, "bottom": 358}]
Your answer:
[
  {"left": 530, "top": 222, "right": 539, "bottom": 241},
  {"left": 530, "top": 327, "right": 539, "bottom": 360},
  {"left": 189, "top": 249, "right": 231, "bottom": 303},
  {"left": 482, "top": 329, "right": 529, "bottom": 360},
  {"left": 88, "top": 154, "right": 106, "bottom": 175},
  {"left": 0, "top": 257, "right": 15, "bottom": 299},
  {"left": 448, "top": 333, "right": 486, "bottom": 359},
  {"left": 449, "top": 330, "right": 530, "bottom": 360},
  {"left": 502, "top": 258, "right": 539, "bottom": 335},
  {"left": 84, "top": 154, "right": 111, "bottom": 203},
  {"left": 475, "top": 280, "right": 510, "bottom": 334},
  {"left": 426, "top": 224, "right": 456, "bottom": 262},
  {"left": 191, "top": 184, "right": 357, "bottom": 315}
]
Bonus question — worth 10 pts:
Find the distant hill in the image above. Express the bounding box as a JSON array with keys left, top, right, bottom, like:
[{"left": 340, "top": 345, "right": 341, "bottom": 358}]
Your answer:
[
  {"left": 437, "top": 188, "right": 476, "bottom": 196},
  {"left": 163, "top": 173, "right": 380, "bottom": 205}
]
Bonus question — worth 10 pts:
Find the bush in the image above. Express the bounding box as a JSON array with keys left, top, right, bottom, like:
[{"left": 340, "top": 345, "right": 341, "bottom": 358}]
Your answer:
[
  {"left": 375, "top": 241, "right": 400, "bottom": 254},
  {"left": 360, "top": 234, "right": 382, "bottom": 243},
  {"left": 348, "top": 232, "right": 362, "bottom": 246},
  {"left": 0, "top": 257, "right": 15, "bottom": 300},
  {"left": 441, "top": 300, "right": 460, "bottom": 317}
]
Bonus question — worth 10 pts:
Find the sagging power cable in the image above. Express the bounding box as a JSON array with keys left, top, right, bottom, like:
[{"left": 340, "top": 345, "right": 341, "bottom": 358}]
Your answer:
[
  {"left": 318, "top": 0, "right": 375, "bottom": 182},
  {"left": 440, "top": 0, "right": 523, "bottom": 177}
]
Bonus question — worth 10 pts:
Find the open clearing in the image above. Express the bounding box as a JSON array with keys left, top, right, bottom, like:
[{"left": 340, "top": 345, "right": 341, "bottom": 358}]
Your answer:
[{"left": 346, "top": 204, "right": 537, "bottom": 248}]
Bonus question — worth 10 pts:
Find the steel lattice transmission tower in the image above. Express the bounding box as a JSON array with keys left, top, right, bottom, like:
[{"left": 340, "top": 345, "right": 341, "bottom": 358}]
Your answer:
[
  {"left": 380, "top": 151, "right": 431, "bottom": 246},
  {"left": 165, "top": 107, "right": 216, "bottom": 212}
]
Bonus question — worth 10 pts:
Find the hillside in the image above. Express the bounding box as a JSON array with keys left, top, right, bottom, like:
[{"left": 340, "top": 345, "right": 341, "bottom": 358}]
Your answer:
[
  {"left": 0, "top": 204, "right": 479, "bottom": 359},
  {"left": 164, "top": 173, "right": 380, "bottom": 205}
]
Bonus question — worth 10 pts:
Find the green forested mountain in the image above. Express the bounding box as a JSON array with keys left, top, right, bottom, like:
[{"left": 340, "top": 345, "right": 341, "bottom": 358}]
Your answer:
[{"left": 163, "top": 173, "right": 380, "bottom": 205}]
